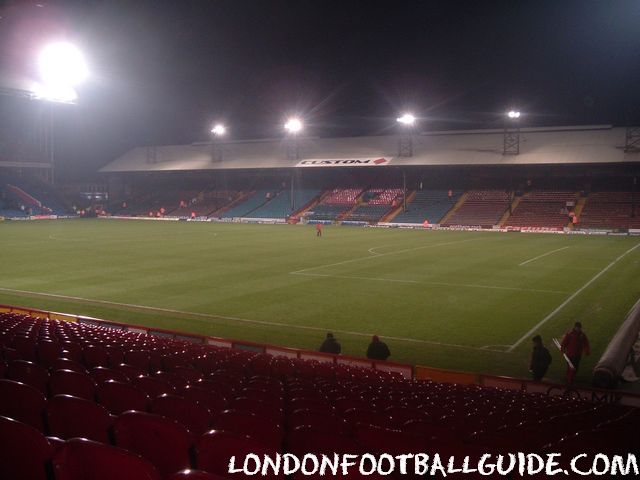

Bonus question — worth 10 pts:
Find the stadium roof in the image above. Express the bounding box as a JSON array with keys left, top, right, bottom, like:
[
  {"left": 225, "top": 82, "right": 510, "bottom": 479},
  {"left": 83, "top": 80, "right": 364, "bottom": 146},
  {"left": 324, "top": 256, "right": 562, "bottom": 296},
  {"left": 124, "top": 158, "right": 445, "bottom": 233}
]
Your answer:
[{"left": 100, "top": 125, "right": 639, "bottom": 173}]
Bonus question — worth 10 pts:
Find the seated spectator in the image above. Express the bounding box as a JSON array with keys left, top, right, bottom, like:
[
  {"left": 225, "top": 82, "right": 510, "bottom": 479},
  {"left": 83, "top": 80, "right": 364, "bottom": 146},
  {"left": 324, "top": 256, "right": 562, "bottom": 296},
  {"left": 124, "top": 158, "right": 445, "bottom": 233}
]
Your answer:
[
  {"left": 319, "top": 332, "right": 341, "bottom": 354},
  {"left": 366, "top": 335, "right": 390, "bottom": 361}
]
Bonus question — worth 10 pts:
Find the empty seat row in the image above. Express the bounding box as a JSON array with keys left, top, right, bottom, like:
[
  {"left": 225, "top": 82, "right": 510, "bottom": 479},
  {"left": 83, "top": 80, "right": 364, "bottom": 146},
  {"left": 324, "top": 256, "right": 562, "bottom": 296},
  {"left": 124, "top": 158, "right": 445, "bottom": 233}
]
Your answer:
[{"left": 1, "top": 312, "right": 638, "bottom": 480}]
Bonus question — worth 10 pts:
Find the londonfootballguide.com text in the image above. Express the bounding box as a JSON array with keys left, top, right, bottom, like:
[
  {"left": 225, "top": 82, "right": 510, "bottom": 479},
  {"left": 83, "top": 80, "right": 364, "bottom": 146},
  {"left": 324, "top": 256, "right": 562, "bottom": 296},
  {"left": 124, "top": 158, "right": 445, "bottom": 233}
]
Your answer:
[{"left": 228, "top": 452, "right": 638, "bottom": 477}]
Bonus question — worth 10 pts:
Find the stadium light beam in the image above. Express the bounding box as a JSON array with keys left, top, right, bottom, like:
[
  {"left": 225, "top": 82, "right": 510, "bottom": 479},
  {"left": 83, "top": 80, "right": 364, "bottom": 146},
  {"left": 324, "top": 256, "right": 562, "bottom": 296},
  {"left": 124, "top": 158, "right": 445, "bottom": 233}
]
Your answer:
[
  {"left": 211, "top": 124, "right": 226, "bottom": 136},
  {"left": 507, "top": 110, "right": 521, "bottom": 119},
  {"left": 284, "top": 117, "right": 303, "bottom": 134},
  {"left": 396, "top": 113, "right": 416, "bottom": 126}
]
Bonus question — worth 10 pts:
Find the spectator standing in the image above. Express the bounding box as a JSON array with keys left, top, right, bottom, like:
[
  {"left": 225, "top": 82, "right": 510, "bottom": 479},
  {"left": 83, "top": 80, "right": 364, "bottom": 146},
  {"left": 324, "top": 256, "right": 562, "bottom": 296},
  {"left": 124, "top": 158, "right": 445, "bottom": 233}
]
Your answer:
[
  {"left": 366, "top": 335, "right": 391, "bottom": 361},
  {"left": 529, "top": 335, "right": 552, "bottom": 381},
  {"left": 319, "top": 332, "right": 341, "bottom": 354},
  {"left": 561, "top": 322, "right": 590, "bottom": 384}
]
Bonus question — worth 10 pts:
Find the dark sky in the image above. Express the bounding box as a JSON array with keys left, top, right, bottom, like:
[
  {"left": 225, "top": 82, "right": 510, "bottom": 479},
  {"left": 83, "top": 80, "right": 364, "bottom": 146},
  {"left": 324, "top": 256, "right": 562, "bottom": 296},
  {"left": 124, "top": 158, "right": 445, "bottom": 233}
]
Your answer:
[{"left": 1, "top": 0, "right": 640, "bottom": 178}]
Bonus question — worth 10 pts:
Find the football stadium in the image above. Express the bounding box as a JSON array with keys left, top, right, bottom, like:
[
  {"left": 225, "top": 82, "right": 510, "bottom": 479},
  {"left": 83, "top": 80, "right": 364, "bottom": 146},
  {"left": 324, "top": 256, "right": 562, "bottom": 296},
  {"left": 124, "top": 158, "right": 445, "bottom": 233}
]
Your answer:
[{"left": 0, "top": 1, "right": 639, "bottom": 479}]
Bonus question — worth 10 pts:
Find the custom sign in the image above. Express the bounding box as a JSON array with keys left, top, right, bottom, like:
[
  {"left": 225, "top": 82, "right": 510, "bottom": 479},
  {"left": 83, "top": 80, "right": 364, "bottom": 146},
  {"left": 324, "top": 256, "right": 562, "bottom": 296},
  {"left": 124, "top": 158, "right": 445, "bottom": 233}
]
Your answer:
[{"left": 295, "top": 157, "right": 392, "bottom": 167}]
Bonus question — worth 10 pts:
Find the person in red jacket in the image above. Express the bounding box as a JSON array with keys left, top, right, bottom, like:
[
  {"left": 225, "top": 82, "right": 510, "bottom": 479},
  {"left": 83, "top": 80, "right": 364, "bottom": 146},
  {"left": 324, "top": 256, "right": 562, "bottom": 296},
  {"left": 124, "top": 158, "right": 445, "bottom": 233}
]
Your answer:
[
  {"left": 560, "top": 321, "right": 590, "bottom": 384},
  {"left": 316, "top": 223, "right": 323, "bottom": 237}
]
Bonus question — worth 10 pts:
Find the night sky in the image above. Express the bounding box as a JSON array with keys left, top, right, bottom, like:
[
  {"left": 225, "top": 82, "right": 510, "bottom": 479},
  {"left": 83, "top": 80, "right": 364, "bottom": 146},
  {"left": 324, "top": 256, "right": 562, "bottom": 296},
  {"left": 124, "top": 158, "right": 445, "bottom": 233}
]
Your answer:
[{"left": 1, "top": 0, "right": 639, "bottom": 178}]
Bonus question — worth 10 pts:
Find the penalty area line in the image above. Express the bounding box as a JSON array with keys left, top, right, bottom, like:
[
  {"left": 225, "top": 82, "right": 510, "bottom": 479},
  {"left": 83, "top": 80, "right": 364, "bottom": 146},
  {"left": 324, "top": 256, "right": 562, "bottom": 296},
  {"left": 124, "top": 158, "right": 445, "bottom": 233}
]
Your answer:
[
  {"left": 0, "top": 286, "right": 500, "bottom": 352},
  {"left": 518, "top": 246, "right": 570, "bottom": 266},
  {"left": 291, "top": 237, "right": 483, "bottom": 274},
  {"left": 508, "top": 242, "right": 640, "bottom": 352},
  {"left": 367, "top": 245, "right": 390, "bottom": 255}
]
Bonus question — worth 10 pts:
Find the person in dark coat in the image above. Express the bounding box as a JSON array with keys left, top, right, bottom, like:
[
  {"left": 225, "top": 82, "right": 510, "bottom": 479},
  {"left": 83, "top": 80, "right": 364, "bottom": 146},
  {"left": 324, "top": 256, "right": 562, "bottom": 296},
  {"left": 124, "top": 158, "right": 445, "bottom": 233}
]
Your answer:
[
  {"left": 366, "top": 335, "right": 390, "bottom": 361},
  {"left": 529, "top": 335, "right": 552, "bottom": 381},
  {"left": 319, "top": 332, "right": 341, "bottom": 354}
]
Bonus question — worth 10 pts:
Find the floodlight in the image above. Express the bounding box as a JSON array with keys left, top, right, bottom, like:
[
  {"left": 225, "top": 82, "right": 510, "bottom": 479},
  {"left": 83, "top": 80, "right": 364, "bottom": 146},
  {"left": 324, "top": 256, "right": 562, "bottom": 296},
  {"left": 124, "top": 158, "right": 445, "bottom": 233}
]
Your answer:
[
  {"left": 284, "top": 117, "right": 303, "bottom": 133},
  {"left": 211, "top": 124, "right": 226, "bottom": 136},
  {"left": 396, "top": 113, "right": 416, "bottom": 126},
  {"left": 507, "top": 110, "right": 521, "bottom": 119},
  {"left": 38, "top": 42, "right": 88, "bottom": 87}
]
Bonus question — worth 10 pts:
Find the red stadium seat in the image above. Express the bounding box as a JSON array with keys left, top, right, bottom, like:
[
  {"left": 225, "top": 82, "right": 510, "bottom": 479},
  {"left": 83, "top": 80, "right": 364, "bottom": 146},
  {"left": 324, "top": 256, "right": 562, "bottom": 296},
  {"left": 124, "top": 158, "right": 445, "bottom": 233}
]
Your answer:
[
  {"left": 230, "top": 396, "right": 282, "bottom": 418},
  {"left": 91, "top": 366, "right": 130, "bottom": 383},
  {"left": 271, "top": 357, "right": 296, "bottom": 377},
  {"left": 60, "top": 342, "right": 83, "bottom": 363},
  {"left": 114, "top": 363, "right": 146, "bottom": 379},
  {"left": 49, "top": 369, "right": 97, "bottom": 400},
  {"left": 154, "top": 370, "right": 191, "bottom": 390},
  {"left": 105, "top": 346, "right": 125, "bottom": 367},
  {"left": 7, "top": 359, "right": 50, "bottom": 393},
  {"left": 384, "top": 406, "right": 429, "bottom": 427},
  {"left": 167, "top": 469, "right": 229, "bottom": 480},
  {"left": 179, "top": 385, "right": 228, "bottom": 414},
  {"left": 192, "top": 355, "right": 221, "bottom": 375},
  {"left": 114, "top": 411, "right": 194, "bottom": 477},
  {"left": 151, "top": 394, "right": 212, "bottom": 434},
  {"left": 2, "top": 346, "right": 19, "bottom": 362},
  {"left": 52, "top": 438, "right": 161, "bottom": 480},
  {"left": 353, "top": 423, "right": 427, "bottom": 455},
  {"left": 11, "top": 336, "right": 37, "bottom": 361},
  {"left": 0, "top": 379, "right": 46, "bottom": 430},
  {"left": 287, "top": 409, "right": 350, "bottom": 435},
  {"left": 37, "top": 340, "right": 62, "bottom": 366},
  {"left": 161, "top": 354, "right": 190, "bottom": 371},
  {"left": 0, "top": 415, "right": 53, "bottom": 480},
  {"left": 46, "top": 394, "right": 112, "bottom": 443},
  {"left": 286, "top": 425, "right": 360, "bottom": 456},
  {"left": 97, "top": 380, "right": 149, "bottom": 414},
  {"left": 288, "top": 397, "right": 332, "bottom": 414},
  {"left": 196, "top": 430, "right": 283, "bottom": 479},
  {"left": 52, "top": 358, "right": 88, "bottom": 374},
  {"left": 342, "top": 407, "right": 393, "bottom": 428},
  {"left": 125, "top": 350, "right": 151, "bottom": 372},
  {"left": 82, "top": 345, "right": 110, "bottom": 368},
  {"left": 133, "top": 375, "right": 176, "bottom": 398},
  {"left": 213, "top": 409, "right": 283, "bottom": 449},
  {"left": 172, "top": 366, "right": 204, "bottom": 383},
  {"left": 196, "top": 379, "right": 236, "bottom": 400}
]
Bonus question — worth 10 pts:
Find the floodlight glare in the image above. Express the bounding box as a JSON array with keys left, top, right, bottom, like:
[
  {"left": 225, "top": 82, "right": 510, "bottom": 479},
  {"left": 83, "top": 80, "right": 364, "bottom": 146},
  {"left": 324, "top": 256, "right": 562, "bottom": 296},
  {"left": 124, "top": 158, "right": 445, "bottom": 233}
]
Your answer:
[
  {"left": 284, "top": 117, "right": 303, "bottom": 133},
  {"left": 32, "top": 82, "right": 78, "bottom": 103},
  {"left": 507, "top": 110, "right": 521, "bottom": 119},
  {"left": 211, "top": 124, "right": 226, "bottom": 136},
  {"left": 38, "top": 42, "right": 88, "bottom": 88},
  {"left": 396, "top": 113, "right": 416, "bottom": 126}
]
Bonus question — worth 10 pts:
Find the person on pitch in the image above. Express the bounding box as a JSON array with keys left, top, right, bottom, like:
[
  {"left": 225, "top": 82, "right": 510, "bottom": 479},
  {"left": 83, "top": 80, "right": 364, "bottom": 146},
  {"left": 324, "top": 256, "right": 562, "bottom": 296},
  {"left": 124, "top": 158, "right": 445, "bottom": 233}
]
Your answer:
[
  {"left": 529, "top": 335, "right": 552, "bottom": 382},
  {"left": 316, "top": 222, "right": 323, "bottom": 237},
  {"left": 560, "top": 321, "right": 590, "bottom": 384}
]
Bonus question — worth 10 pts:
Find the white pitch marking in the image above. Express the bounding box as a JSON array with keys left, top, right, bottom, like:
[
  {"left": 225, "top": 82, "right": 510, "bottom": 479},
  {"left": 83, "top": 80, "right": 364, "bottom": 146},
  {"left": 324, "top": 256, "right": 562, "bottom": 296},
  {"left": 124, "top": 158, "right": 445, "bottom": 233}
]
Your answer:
[
  {"left": 291, "top": 271, "right": 568, "bottom": 294},
  {"left": 291, "top": 237, "right": 482, "bottom": 274},
  {"left": 518, "top": 246, "right": 570, "bottom": 266},
  {"left": 0, "top": 286, "right": 498, "bottom": 352},
  {"left": 480, "top": 344, "right": 512, "bottom": 350},
  {"left": 48, "top": 234, "right": 88, "bottom": 242},
  {"left": 508, "top": 242, "right": 640, "bottom": 352},
  {"left": 368, "top": 245, "right": 390, "bottom": 255},
  {"left": 292, "top": 272, "right": 420, "bottom": 284}
]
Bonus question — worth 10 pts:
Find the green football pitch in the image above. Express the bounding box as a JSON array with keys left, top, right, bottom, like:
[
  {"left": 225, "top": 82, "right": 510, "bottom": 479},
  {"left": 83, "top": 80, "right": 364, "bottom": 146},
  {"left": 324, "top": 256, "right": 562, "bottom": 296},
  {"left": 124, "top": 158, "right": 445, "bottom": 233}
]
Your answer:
[{"left": 1, "top": 219, "right": 639, "bottom": 384}]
